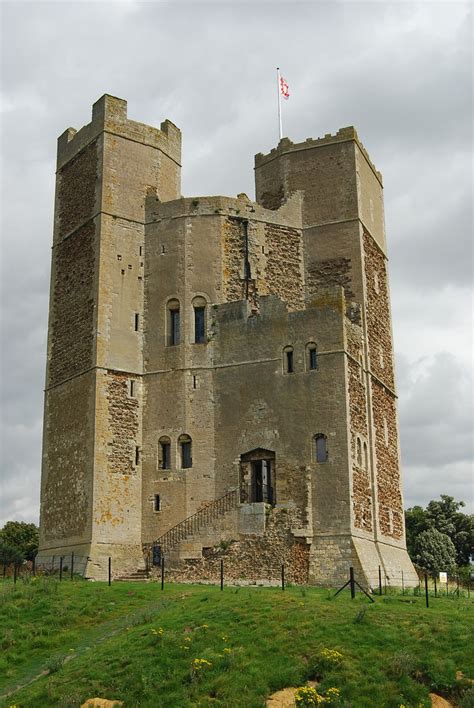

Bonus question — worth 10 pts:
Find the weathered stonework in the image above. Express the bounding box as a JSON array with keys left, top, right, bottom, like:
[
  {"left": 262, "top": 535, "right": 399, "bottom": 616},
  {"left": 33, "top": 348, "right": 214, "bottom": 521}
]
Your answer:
[{"left": 38, "top": 95, "right": 417, "bottom": 588}]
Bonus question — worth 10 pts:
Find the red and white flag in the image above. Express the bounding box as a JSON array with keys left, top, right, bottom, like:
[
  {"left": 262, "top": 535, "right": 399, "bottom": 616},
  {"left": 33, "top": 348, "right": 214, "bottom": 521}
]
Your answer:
[{"left": 280, "top": 75, "right": 290, "bottom": 100}]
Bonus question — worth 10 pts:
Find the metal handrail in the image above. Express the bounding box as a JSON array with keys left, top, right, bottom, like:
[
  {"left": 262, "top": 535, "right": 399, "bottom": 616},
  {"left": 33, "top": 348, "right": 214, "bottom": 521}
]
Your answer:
[{"left": 150, "top": 487, "right": 239, "bottom": 555}]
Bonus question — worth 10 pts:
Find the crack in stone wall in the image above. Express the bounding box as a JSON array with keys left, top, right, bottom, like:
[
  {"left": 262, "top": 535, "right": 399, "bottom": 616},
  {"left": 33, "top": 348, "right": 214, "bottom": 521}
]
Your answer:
[
  {"left": 105, "top": 372, "right": 140, "bottom": 474},
  {"left": 49, "top": 222, "right": 95, "bottom": 387}
]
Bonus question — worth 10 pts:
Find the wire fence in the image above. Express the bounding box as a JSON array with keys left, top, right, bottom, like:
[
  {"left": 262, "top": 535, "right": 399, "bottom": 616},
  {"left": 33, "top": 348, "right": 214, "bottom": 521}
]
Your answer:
[{"left": 3, "top": 555, "right": 471, "bottom": 605}]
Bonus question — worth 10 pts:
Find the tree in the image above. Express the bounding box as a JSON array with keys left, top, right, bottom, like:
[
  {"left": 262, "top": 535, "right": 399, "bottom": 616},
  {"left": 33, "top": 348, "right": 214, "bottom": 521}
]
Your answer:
[
  {"left": 0, "top": 539, "right": 24, "bottom": 566},
  {"left": 413, "top": 528, "right": 457, "bottom": 575},
  {"left": 0, "top": 521, "right": 39, "bottom": 561},
  {"left": 405, "top": 495, "right": 473, "bottom": 567}
]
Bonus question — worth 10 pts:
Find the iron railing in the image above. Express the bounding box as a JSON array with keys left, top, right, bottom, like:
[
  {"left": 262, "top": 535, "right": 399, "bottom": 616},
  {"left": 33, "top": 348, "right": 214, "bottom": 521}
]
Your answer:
[{"left": 148, "top": 487, "right": 239, "bottom": 560}]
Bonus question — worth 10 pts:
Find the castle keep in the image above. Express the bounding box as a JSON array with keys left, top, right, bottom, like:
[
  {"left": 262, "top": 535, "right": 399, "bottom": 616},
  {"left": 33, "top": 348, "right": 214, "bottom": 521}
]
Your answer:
[{"left": 38, "top": 94, "right": 417, "bottom": 587}]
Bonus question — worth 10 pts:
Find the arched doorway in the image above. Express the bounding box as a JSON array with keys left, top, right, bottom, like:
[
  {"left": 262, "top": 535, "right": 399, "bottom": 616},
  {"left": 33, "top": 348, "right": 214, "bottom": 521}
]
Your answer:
[{"left": 240, "top": 449, "right": 275, "bottom": 504}]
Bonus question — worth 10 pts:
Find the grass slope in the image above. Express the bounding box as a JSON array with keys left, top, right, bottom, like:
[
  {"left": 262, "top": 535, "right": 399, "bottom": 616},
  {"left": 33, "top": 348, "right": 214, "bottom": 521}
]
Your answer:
[{"left": 1, "top": 578, "right": 473, "bottom": 707}]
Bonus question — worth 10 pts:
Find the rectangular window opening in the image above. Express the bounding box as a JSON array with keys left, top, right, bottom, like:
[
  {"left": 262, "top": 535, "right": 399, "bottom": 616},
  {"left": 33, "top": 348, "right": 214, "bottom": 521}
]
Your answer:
[
  {"left": 194, "top": 307, "right": 205, "bottom": 343},
  {"left": 170, "top": 309, "right": 180, "bottom": 345},
  {"left": 309, "top": 349, "right": 317, "bottom": 370},
  {"left": 139, "top": 246, "right": 143, "bottom": 256},
  {"left": 135, "top": 446, "right": 140, "bottom": 466},
  {"left": 130, "top": 380, "right": 135, "bottom": 397},
  {"left": 286, "top": 350, "right": 294, "bottom": 374},
  {"left": 193, "top": 375, "right": 197, "bottom": 389},
  {"left": 182, "top": 442, "right": 192, "bottom": 469},
  {"left": 160, "top": 443, "right": 170, "bottom": 470},
  {"left": 154, "top": 494, "right": 161, "bottom": 512},
  {"left": 134, "top": 313, "right": 140, "bottom": 331}
]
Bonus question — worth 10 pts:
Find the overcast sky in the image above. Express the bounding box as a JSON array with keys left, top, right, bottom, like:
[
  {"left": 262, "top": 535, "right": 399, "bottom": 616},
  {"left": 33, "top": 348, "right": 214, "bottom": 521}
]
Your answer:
[{"left": 0, "top": 0, "right": 472, "bottom": 527}]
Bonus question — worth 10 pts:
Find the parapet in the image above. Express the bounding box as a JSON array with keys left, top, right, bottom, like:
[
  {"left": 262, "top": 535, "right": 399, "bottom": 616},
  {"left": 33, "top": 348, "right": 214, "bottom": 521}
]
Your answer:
[
  {"left": 146, "top": 191, "right": 303, "bottom": 229},
  {"left": 255, "top": 126, "right": 382, "bottom": 185},
  {"left": 57, "top": 94, "right": 181, "bottom": 171}
]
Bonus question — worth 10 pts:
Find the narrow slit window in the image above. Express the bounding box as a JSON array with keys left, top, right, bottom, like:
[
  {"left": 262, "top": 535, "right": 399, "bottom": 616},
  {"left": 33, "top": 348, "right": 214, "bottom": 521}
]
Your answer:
[
  {"left": 130, "top": 380, "right": 135, "bottom": 397},
  {"left": 154, "top": 494, "right": 161, "bottom": 512},
  {"left": 167, "top": 300, "right": 180, "bottom": 346},
  {"left": 284, "top": 347, "right": 294, "bottom": 374},
  {"left": 308, "top": 345, "right": 317, "bottom": 370},
  {"left": 135, "top": 446, "right": 140, "bottom": 466},
  {"left": 357, "top": 438, "right": 362, "bottom": 466},
  {"left": 315, "top": 434, "right": 328, "bottom": 463},
  {"left": 363, "top": 442, "right": 368, "bottom": 469},
  {"left": 193, "top": 375, "right": 197, "bottom": 389},
  {"left": 134, "top": 313, "right": 140, "bottom": 331},
  {"left": 139, "top": 246, "right": 143, "bottom": 256}
]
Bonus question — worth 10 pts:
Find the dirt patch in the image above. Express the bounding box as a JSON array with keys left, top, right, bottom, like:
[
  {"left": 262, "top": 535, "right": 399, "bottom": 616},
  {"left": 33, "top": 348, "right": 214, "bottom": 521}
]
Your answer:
[{"left": 429, "top": 693, "right": 453, "bottom": 708}]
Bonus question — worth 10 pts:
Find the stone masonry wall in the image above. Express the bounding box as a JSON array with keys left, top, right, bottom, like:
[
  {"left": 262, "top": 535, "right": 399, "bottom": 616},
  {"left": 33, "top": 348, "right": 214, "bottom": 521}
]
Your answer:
[
  {"left": 58, "top": 140, "right": 98, "bottom": 238},
  {"left": 307, "top": 257, "right": 355, "bottom": 302},
  {"left": 165, "top": 509, "right": 309, "bottom": 584},
  {"left": 105, "top": 371, "right": 140, "bottom": 475},
  {"left": 223, "top": 217, "right": 303, "bottom": 311},
  {"left": 49, "top": 222, "right": 95, "bottom": 387},
  {"left": 363, "top": 231, "right": 394, "bottom": 390},
  {"left": 264, "top": 223, "right": 304, "bottom": 311},
  {"left": 372, "top": 380, "right": 403, "bottom": 539}
]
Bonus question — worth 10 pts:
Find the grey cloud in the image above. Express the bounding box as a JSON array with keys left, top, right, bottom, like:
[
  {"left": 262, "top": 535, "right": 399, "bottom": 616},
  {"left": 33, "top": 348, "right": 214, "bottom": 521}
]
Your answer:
[{"left": 1, "top": 0, "right": 472, "bottom": 525}]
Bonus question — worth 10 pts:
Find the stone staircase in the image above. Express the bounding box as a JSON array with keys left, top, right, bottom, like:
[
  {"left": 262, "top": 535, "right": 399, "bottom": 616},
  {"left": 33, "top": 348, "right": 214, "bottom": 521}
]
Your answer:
[
  {"left": 115, "top": 568, "right": 150, "bottom": 582},
  {"left": 147, "top": 487, "right": 240, "bottom": 565}
]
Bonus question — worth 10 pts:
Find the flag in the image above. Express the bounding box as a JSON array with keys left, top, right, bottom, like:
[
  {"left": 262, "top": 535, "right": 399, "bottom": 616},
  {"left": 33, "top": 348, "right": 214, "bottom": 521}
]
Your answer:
[{"left": 280, "top": 75, "right": 290, "bottom": 100}]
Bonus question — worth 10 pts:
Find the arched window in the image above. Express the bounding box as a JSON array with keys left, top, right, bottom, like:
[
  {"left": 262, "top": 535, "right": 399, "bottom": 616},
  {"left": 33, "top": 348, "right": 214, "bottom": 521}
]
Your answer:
[
  {"left": 357, "top": 438, "right": 362, "bottom": 467},
  {"left": 314, "top": 434, "right": 328, "bottom": 463},
  {"left": 363, "top": 442, "right": 368, "bottom": 469},
  {"left": 178, "top": 434, "right": 192, "bottom": 469},
  {"left": 167, "top": 299, "right": 180, "bottom": 346},
  {"left": 306, "top": 343, "right": 317, "bottom": 371},
  {"left": 192, "top": 296, "right": 207, "bottom": 344},
  {"left": 158, "top": 436, "right": 171, "bottom": 470},
  {"left": 283, "top": 346, "right": 294, "bottom": 374}
]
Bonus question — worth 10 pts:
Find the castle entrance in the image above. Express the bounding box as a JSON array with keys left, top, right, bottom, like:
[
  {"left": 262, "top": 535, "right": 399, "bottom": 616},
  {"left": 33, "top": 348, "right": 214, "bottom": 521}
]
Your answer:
[{"left": 240, "top": 449, "right": 275, "bottom": 505}]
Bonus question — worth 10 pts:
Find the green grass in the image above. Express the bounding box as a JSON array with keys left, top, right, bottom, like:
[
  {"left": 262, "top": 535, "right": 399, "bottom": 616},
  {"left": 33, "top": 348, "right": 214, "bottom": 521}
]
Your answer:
[{"left": 1, "top": 578, "right": 473, "bottom": 707}]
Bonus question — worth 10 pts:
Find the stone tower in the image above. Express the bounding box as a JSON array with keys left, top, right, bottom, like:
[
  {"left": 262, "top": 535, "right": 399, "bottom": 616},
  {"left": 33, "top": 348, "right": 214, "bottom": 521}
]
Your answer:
[{"left": 38, "top": 95, "right": 417, "bottom": 588}]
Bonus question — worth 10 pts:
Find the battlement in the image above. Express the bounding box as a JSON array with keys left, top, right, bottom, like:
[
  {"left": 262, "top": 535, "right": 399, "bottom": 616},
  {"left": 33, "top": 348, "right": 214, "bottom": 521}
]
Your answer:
[
  {"left": 147, "top": 191, "right": 303, "bottom": 228},
  {"left": 255, "top": 126, "right": 382, "bottom": 185},
  {"left": 57, "top": 94, "right": 181, "bottom": 170}
]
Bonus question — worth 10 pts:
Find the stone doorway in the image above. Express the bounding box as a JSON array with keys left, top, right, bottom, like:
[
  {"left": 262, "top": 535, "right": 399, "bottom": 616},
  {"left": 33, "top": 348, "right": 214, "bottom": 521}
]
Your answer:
[{"left": 240, "top": 449, "right": 275, "bottom": 505}]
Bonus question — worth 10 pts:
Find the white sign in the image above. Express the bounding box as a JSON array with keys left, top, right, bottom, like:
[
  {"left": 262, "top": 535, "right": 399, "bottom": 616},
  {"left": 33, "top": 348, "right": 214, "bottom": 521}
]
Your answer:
[{"left": 439, "top": 572, "right": 448, "bottom": 583}]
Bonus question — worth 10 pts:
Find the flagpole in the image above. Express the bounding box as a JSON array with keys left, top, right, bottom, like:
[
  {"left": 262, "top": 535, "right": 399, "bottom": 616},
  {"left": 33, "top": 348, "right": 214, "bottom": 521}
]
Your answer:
[{"left": 276, "top": 67, "right": 282, "bottom": 141}]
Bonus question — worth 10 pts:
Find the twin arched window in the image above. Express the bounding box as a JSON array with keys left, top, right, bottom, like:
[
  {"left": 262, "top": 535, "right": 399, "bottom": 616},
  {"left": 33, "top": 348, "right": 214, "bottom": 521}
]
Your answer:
[
  {"left": 158, "top": 434, "right": 193, "bottom": 469},
  {"left": 166, "top": 297, "right": 208, "bottom": 345},
  {"left": 356, "top": 436, "right": 368, "bottom": 469},
  {"left": 283, "top": 342, "right": 318, "bottom": 374}
]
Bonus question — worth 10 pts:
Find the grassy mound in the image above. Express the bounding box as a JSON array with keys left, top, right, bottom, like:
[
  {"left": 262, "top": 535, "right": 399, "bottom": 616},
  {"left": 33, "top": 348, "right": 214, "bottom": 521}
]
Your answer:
[{"left": 1, "top": 578, "right": 472, "bottom": 707}]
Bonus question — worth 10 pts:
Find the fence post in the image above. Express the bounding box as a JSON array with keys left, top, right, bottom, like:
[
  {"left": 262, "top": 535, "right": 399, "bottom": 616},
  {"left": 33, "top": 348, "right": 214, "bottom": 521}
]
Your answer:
[
  {"left": 32, "top": 555, "right": 36, "bottom": 577},
  {"left": 401, "top": 570, "right": 404, "bottom": 596},
  {"left": 14, "top": 563, "right": 18, "bottom": 585},
  {"left": 70, "top": 552, "right": 74, "bottom": 580},
  {"left": 424, "top": 573, "right": 429, "bottom": 608},
  {"left": 59, "top": 556, "right": 63, "bottom": 582},
  {"left": 433, "top": 574, "right": 437, "bottom": 598},
  {"left": 220, "top": 560, "right": 224, "bottom": 591},
  {"left": 161, "top": 557, "right": 165, "bottom": 591},
  {"left": 349, "top": 567, "right": 356, "bottom": 599},
  {"left": 281, "top": 564, "right": 285, "bottom": 592},
  {"left": 108, "top": 557, "right": 112, "bottom": 586},
  {"left": 456, "top": 574, "right": 460, "bottom": 597},
  {"left": 446, "top": 575, "right": 449, "bottom": 596},
  {"left": 468, "top": 577, "right": 470, "bottom": 599},
  {"left": 378, "top": 565, "right": 382, "bottom": 596}
]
